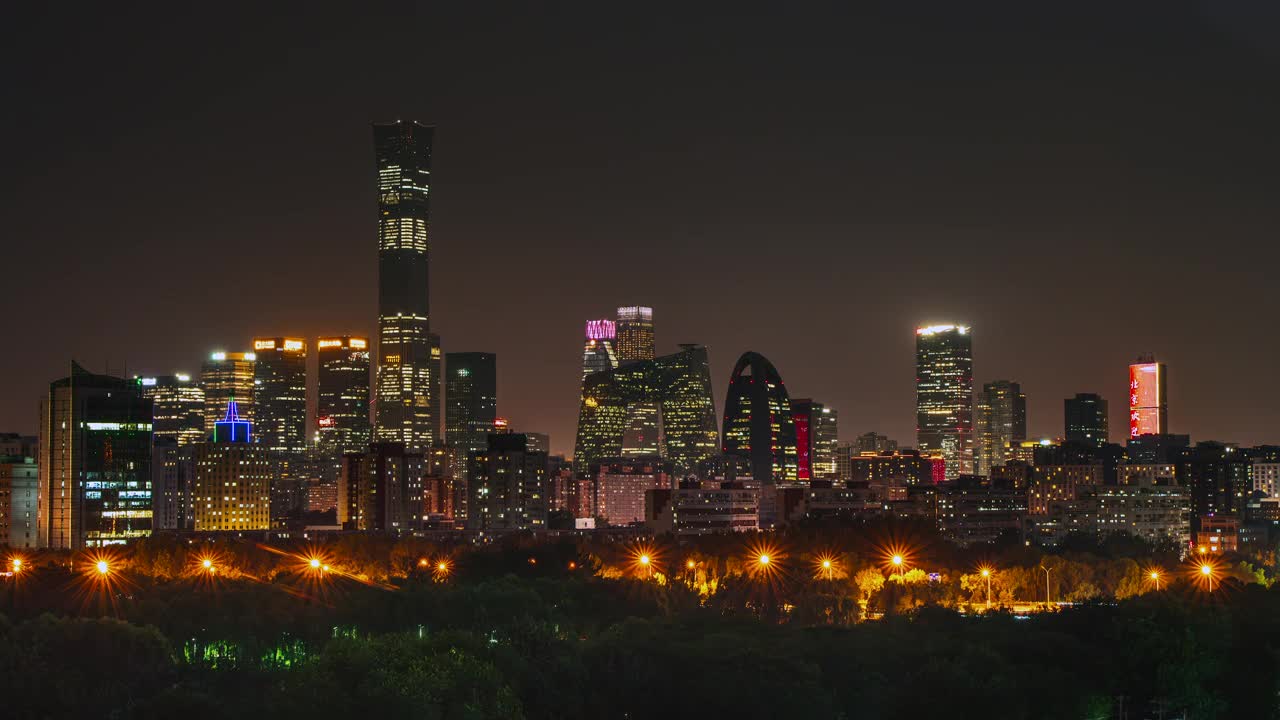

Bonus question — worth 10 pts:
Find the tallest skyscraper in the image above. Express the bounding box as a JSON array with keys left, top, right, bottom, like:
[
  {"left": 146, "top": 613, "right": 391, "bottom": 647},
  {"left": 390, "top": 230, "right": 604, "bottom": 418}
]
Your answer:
[{"left": 373, "top": 121, "right": 436, "bottom": 451}]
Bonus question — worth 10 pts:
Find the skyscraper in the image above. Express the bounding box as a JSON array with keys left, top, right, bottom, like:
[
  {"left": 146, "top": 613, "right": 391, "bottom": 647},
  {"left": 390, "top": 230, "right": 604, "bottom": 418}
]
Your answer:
[
  {"left": 339, "top": 442, "right": 425, "bottom": 533},
  {"left": 615, "top": 306, "right": 655, "bottom": 361},
  {"left": 316, "top": 336, "right": 372, "bottom": 454},
  {"left": 974, "top": 380, "right": 1027, "bottom": 475},
  {"left": 192, "top": 401, "right": 271, "bottom": 532},
  {"left": 1064, "top": 393, "right": 1109, "bottom": 447},
  {"left": 1128, "top": 355, "right": 1168, "bottom": 438},
  {"left": 722, "top": 352, "right": 799, "bottom": 485},
  {"left": 444, "top": 352, "right": 497, "bottom": 453},
  {"left": 430, "top": 332, "right": 443, "bottom": 444},
  {"left": 252, "top": 337, "right": 308, "bottom": 456},
  {"left": 616, "top": 306, "right": 660, "bottom": 456},
  {"left": 575, "top": 345, "right": 719, "bottom": 474},
  {"left": 201, "top": 351, "right": 256, "bottom": 437},
  {"left": 137, "top": 374, "right": 205, "bottom": 446},
  {"left": 915, "top": 324, "right": 974, "bottom": 479},
  {"left": 373, "top": 120, "right": 436, "bottom": 451},
  {"left": 467, "top": 433, "right": 547, "bottom": 533},
  {"left": 581, "top": 319, "right": 619, "bottom": 380},
  {"left": 792, "top": 399, "right": 838, "bottom": 481},
  {"left": 39, "top": 363, "right": 154, "bottom": 549}
]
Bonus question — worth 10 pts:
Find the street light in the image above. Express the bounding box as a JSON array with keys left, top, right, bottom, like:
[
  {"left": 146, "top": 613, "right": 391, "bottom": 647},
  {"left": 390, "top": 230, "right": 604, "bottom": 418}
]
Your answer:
[
  {"left": 980, "top": 567, "right": 993, "bottom": 609},
  {"left": 10, "top": 558, "right": 21, "bottom": 574},
  {"left": 758, "top": 553, "right": 771, "bottom": 566},
  {"left": 1200, "top": 563, "right": 1215, "bottom": 593},
  {"left": 96, "top": 560, "right": 110, "bottom": 575},
  {"left": 1149, "top": 570, "right": 1161, "bottom": 591}
]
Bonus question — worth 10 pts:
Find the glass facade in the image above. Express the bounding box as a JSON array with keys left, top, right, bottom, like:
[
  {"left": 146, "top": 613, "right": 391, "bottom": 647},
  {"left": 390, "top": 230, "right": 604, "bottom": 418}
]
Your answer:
[
  {"left": 373, "top": 121, "right": 436, "bottom": 451},
  {"left": 137, "top": 374, "right": 205, "bottom": 446},
  {"left": 722, "top": 352, "right": 798, "bottom": 485},
  {"left": 915, "top": 324, "right": 974, "bottom": 479},
  {"left": 974, "top": 380, "right": 1027, "bottom": 476},
  {"left": 200, "top": 351, "right": 256, "bottom": 437},
  {"left": 444, "top": 352, "right": 497, "bottom": 454},
  {"left": 575, "top": 344, "right": 718, "bottom": 475},
  {"left": 316, "top": 336, "right": 372, "bottom": 454},
  {"left": 792, "top": 399, "right": 838, "bottom": 481},
  {"left": 1064, "top": 393, "right": 1109, "bottom": 447},
  {"left": 39, "top": 363, "right": 153, "bottom": 549}
]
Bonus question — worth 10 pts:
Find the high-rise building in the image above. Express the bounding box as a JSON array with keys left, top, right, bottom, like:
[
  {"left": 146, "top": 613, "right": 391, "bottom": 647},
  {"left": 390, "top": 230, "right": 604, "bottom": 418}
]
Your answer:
[
  {"left": 915, "top": 324, "right": 974, "bottom": 479},
  {"left": 429, "top": 332, "right": 442, "bottom": 443},
  {"left": 252, "top": 337, "right": 308, "bottom": 456},
  {"left": 581, "top": 319, "right": 619, "bottom": 380},
  {"left": 615, "top": 306, "right": 655, "bottom": 361},
  {"left": 1128, "top": 356, "right": 1168, "bottom": 438},
  {"left": 524, "top": 432, "right": 551, "bottom": 455},
  {"left": 722, "top": 352, "right": 799, "bottom": 485},
  {"left": 339, "top": 442, "right": 425, "bottom": 533},
  {"left": 0, "top": 455, "right": 39, "bottom": 548},
  {"left": 201, "top": 351, "right": 256, "bottom": 436},
  {"left": 373, "top": 120, "right": 436, "bottom": 452},
  {"left": 974, "top": 380, "right": 1027, "bottom": 476},
  {"left": 39, "top": 363, "right": 154, "bottom": 549},
  {"left": 444, "top": 352, "right": 497, "bottom": 453},
  {"left": 316, "top": 336, "right": 372, "bottom": 454},
  {"left": 791, "top": 399, "right": 838, "bottom": 481},
  {"left": 467, "top": 433, "right": 547, "bottom": 533},
  {"left": 1177, "top": 441, "right": 1250, "bottom": 533},
  {"left": 151, "top": 437, "right": 194, "bottom": 531},
  {"left": 192, "top": 401, "right": 271, "bottom": 532},
  {"left": 136, "top": 374, "right": 205, "bottom": 446},
  {"left": 575, "top": 344, "right": 719, "bottom": 475},
  {"left": 855, "top": 432, "right": 898, "bottom": 455},
  {"left": 1064, "top": 393, "right": 1109, "bottom": 447}
]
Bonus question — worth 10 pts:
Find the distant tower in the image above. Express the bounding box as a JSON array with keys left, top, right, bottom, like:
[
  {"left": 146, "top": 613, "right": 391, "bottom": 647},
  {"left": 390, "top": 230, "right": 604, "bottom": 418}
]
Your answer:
[
  {"left": 722, "top": 352, "right": 798, "bottom": 485},
  {"left": 192, "top": 401, "right": 271, "bottom": 532},
  {"left": 252, "top": 337, "right": 308, "bottom": 457},
  {"left": 316, "top": 336, "right": 373, "bottom": 454},
  {"left": 915, "top": 324, "right": 974, "bottom": 479},
  {"left": 792, "top": 399, "right": 838, "bottom": 481},
  {"left": 616, "top": 306, "right": 660, "bottom": 456},
  {"left": 1064, "top": 393, "right": 1109, "bottom": 447},
  {"left": 373, "top": 120, "right": 436, "bottom": 451},
  {"left": 974, "top": 380, "right": 1026, "bottom": 475},
  {"left": 1128, "top": 355, "right": 1168, "bottom": 437},
  {"left": 200, "top": 351, "right": 256, "bottom": 437},
  {"left": 136, "top": 374, "right": 205, "bottom": 447},
  {"left": 581, "top": 319, "right": 619, "bottom": 380},
  {"left": 444, "top": 352, "right": 498, "bottom": 454}
]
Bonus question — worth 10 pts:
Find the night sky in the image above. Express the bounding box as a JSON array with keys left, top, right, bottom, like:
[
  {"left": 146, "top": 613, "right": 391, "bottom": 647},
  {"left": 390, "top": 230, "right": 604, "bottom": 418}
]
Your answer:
[{"left": 4, "top": 3, "right": 1279, "bottom": 455}]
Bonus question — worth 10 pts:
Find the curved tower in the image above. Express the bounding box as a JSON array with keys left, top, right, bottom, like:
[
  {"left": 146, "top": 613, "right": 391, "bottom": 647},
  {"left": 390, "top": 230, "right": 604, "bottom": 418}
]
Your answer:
[{"left": 721, "top": 352, "right": 798, "bottom": 485}]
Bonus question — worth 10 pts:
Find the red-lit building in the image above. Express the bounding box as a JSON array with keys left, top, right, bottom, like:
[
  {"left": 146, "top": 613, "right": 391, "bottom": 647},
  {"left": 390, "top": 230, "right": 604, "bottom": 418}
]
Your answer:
[{"left": 1128, "top": 356, "right": 1168, "bottom": 438}]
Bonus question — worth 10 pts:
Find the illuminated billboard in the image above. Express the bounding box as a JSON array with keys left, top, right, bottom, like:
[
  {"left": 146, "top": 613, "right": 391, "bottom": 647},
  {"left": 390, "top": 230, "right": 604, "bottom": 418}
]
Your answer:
[
  {"left": 794, "top": 410, "right": 811, "bottom": 481},
  {"left": 1128, "top": 361, "right": 1166, "bottom": 437},
  {"left": 585, "top": 319, "right": 616, "bottom": 340}
]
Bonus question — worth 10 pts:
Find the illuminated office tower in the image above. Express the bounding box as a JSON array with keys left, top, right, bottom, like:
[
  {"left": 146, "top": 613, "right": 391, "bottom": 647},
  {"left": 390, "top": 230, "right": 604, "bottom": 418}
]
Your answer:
[
  {"left": 1065, "top": 393, "right": 1109, "bottom": 447},
  {"left": 192, "top": 401, "right": 271, "bottom": 532},
  {"left": 575, "top": 344, "right": 719, "bottom": 474},
  {"left": 136, "top": 374, "right": 205, "bottom": 446},
  {"left": 1128, "top": 355, "right": 1168, "bottom": 438},
  {"left": 615, "top": 306, "right": 655, "bottom": 361},
  {"left": 792, "top": 399, "right": 838, "bottom": 481},
  {"left": 200, "top": 351, "right": 256, "bottom": 437},
  {"left": 444, "top": 352, "right": 497, "bottom": 453},
  {"left": 430, "top": 332, "right": 442, "bottom": 443},
  {"left": 616, "top": 306, "right": 660, "bottom": 457},
  {"left": 915, "top": 324, "right": 974, "bottom": 479},
  {"left": 373, "top": 121, "right": 436, "bottom": 451},
  {"left": 581, "top": 319, "right": 619, "bottom": 380},
  {"left": 38, "top": 363, "right": 153, "bottom": 549},
  {"left": 252, "top": 338, "right": 308, "bottom": 456},
  {"left": 722, "top": 352, "right": 798, "bottom": 485},
  {"left": 974, "top": 380, "right": 1026, "bottom": 475},
  {"left": 316, "top": 336, "right": 372, "bottom": 453}
]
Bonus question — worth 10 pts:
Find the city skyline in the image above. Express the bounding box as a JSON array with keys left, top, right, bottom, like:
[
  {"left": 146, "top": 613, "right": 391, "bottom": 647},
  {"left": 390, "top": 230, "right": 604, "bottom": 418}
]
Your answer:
[{"left": 6, "top": 4, "right": 1280, "bottom": 455}]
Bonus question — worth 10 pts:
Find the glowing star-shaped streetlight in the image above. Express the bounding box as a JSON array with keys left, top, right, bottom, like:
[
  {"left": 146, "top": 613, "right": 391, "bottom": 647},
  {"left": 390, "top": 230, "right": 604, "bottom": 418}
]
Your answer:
[{"left": 96, "top": 560, "right": 110, "bottom": 575}]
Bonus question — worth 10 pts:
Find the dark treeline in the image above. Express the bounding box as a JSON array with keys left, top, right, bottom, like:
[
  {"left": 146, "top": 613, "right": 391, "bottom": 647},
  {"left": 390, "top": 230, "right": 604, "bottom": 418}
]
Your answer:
[{"left": 1, "top": 523, "right": 1277, "bottom": 719}]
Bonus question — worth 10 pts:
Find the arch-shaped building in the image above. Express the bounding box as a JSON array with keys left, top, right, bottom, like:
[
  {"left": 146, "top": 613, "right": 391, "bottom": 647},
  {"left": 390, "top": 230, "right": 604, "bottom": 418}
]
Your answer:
[{"left": 722, "top": 352, "right": 798, "bottom": 485}]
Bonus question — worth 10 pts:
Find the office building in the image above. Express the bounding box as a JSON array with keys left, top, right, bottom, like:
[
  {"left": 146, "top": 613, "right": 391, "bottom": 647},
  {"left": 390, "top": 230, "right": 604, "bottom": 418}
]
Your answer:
[
  {"left": 373, "top": 121, "right": 436, "bottom": 451},
  {"left": 848, "top": 449, "right": 939, "bottom": 486},
  {"left": 200, "top": 351, "right": 256, "bottom": 436},
  {"left": 444, "top": 352, "right": 497, "bottom": 453},
  {"left": 792, "top": 399, "right": 838, "bottom": 481},
  {"left": 1128, "top": 356, "right": 1168, "bottom": 438},
  {"left": 1028, "top": 465, "right": 1103, "bottom": 515},
  {"left": 192, "top": 401, "right": 272, "bottom": 532},
  {"left": 615, "top": 306, "right": 655, "bottom": 361},
  {"left": 151, "top": 437, "right": 194, "bottom": 531},
  {"left": 575, "top": 344, "right": 719, "bottom": 474},
  {"left": 581, "top": 319, "right": 619, "bottom": 380},
  {"left": 721, "top": 352, "right": 798, "bottom": 485},
  {"left": 1064, "top": 393, "right": 1109, "bottom": 447},
  {"left": 136, "top": 374, "right": 205, "bottom": 446},
  {"left": 855, "top": 432, "right": 897, "bottom": 455},
  {"left": 592, "top": 457, "right": 674, "bottom": 526},
  {"left": 974, "top": 380, "right": 1026, "bottom": 476},
  {"left": 316, "top": 336, "right": 372, "bottom": 455},
  {"left": 430, "top": 332, "right": 442, "bottom": 444},
  {"left": 0, "top": 456, "right": 38, "bottom": 548},
  {"left": 915, "top": 324, "right": 974, "bottom": 479},
  {"left": 39, "top": 363, "right": 153, "bottom": 549},
  {"left": 524, "top": 432, "right": 550, "bottom": 455},
  {"left": 339, "top": 442, "right": 425, "bottom": 533},
  {"left": 252, "top": 337, "right": 307, "bottom": 456},
  {"left": 467, "top": 433, "right": 547, "bottom": 533}
]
